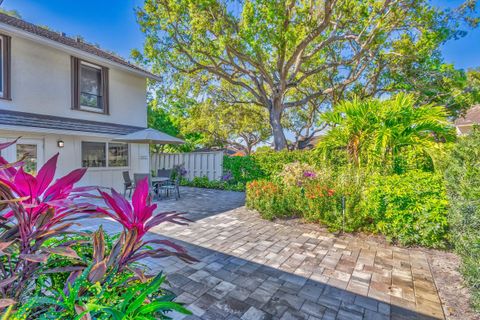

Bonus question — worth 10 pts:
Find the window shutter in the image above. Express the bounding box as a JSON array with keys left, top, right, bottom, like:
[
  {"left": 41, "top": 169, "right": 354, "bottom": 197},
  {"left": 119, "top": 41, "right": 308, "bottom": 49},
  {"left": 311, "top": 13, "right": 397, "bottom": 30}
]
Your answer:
[
  {"left": 101, "top": 66, "right": 109, "bottom": 114},
  {"left": 2, "top": 35, "right": 11, "bottom": 100},
  {"left": 71, "top": 56, "right": 80, "bottom": 109}
]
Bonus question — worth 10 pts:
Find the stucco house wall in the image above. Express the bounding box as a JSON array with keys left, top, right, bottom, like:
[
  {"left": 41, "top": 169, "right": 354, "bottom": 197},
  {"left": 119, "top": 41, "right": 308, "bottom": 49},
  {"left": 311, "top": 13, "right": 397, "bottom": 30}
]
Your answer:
[{"left": 0, "top": 16, "right": 154, "bottom": 191}]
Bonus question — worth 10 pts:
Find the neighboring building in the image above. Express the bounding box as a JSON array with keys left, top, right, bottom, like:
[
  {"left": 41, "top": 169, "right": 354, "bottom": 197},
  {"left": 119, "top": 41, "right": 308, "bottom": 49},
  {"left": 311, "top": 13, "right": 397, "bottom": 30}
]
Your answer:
[
  {"left": 0, "top": 13, "right": 160, "bottom": 190},
  {"left": 454, "top": 105, "right": 480, "bottom": 135}
]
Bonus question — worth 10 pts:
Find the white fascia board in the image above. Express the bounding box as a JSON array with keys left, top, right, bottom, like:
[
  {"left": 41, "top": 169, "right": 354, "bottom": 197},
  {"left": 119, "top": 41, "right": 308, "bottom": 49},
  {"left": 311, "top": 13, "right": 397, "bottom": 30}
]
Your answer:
[{"left": 0, "top": 123, "right": 120, "bottom": 139}]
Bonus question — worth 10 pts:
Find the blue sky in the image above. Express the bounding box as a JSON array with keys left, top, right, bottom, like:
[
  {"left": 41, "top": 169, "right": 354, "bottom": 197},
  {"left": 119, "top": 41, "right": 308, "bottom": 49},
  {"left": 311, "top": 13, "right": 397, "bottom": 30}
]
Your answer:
[{"left": 1, "top": 0, "right": 479, "bottom": 70}]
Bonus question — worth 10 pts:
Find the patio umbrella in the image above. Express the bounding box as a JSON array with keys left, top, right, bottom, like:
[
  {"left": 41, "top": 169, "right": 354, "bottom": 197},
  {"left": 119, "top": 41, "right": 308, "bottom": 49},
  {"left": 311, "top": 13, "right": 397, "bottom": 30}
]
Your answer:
[{"left": 112, "top": 128, "right": 185, "bottom": 145}]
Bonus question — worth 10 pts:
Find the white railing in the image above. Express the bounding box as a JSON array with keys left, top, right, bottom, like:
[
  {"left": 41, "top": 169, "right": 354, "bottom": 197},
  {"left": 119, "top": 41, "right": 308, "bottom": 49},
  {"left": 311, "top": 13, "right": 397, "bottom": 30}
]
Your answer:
[{"left": 150, "top": 151, "right": 224, "bottom": 181}]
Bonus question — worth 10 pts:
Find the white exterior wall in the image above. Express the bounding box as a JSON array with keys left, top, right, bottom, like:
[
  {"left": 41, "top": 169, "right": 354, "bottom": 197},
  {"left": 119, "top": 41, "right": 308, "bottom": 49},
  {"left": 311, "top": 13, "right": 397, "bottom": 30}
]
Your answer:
[
  {"left": 0, "top": 34, "right": 151, "bottom": 190},
  {"left": 0, "top": 36, "right": 147, "bottom": 128},
  {"left": 0, "top": 129, "right": 150, "bottom": 191}
]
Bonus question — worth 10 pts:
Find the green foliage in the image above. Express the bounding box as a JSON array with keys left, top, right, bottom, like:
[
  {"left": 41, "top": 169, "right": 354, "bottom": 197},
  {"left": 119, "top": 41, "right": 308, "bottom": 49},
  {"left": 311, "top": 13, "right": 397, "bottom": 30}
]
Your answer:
[
  {"left": 318, "top": 93, "right": 454, "bottom": 173},
  {"left": 11, "top": 230, "right": 189, "bottom": 320},
  {"left": 181, "top": 176, "right": 245, "bottom": 192},
  {"left": 148, "top": 101, "right": 199, "bottom": 152},
  {"left": 181, "top": 97, "right": 271, "bottom": 154},
  {"left": 445, "top": 127, "right": 480, "bottom": 310},
  {"left": 136, "top": 0, "right": 475, "bottom": 150},
  {"left": 362, "top": 171, "right": 449, "bottom": 248},
  {"left": 246, "top": 180, "right": 302, "bottom": 220},
  {"left": 223, "top": 156, "right": 266, "bottom": 186},
  {"left": 247, "top": 164, "right": 449, "bottom": 247}
]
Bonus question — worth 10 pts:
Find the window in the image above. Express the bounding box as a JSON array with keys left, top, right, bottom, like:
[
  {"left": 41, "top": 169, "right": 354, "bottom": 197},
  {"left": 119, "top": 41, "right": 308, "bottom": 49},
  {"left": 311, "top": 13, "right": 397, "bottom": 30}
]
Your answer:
[
  {"left": 82, "top": 142, "right": 106, "bottom": 167},
  {"left": 108, "top": 143, "right": 129, "bottom": 167},
  {"left": 16, "top": 144, "right": 37, "bottom": 174},
  {"left": 0, "top": 34, "right": 11, "bottom": 100},
  {"left": 71, "top": 57, "right": 108, "bottom": 114},
  {"left": 82, "top": 142, "right": 128, "bottom": 168}
]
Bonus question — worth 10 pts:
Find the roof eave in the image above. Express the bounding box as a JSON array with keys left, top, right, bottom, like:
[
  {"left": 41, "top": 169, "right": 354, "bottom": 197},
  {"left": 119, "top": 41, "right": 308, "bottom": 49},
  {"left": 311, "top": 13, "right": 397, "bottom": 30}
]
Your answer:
[{"left": 0, "top": 23, "right": 161, "bottom": 81}]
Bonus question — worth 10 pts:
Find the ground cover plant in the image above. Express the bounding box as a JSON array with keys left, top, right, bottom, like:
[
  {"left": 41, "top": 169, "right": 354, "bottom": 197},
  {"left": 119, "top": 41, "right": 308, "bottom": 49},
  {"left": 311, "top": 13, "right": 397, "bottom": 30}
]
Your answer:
[{"left": 0, "top": 140, "right": 194, "bottom": 319}]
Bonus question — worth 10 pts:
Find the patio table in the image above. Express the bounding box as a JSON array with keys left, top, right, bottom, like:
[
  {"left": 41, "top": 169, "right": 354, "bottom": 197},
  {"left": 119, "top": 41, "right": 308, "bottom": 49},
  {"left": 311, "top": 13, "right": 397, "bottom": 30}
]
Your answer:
[
  {"left": 152, "top": 176, "right": 170, "bottom": 188},
  {"left": 151, "top": 177, "right": 171, "bottom": 199}
]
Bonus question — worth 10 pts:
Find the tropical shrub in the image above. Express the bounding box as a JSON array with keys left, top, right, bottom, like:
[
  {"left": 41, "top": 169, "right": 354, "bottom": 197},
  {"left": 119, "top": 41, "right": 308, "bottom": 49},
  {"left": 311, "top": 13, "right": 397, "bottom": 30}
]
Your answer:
[
  {"left": 279, "top": 162, "right": 318, "bottom": 187},
  {"left": 223, "top": 155, "right": 265, "bottom": 186},
  {"left": 361, "top": 170, "right": 449, "bottom": 248},
  {"left": 246, "top": 180, "right": 302, "bottom": 220},
  {"left": 180, "top": 175, "right": 245, "bottom": 191},
  {"left": 246, "top": 164, "right": 367, "bottom": 231},
  {"left": 445, "top": 127, "right": 480, "bottom": 310},
  {"left": 318, "top": 93, "right": 454, "bottom": 173},
  {"left": 0, "top": 140, "right": 193, "bottom": 318},
  {"left": 247, "top": 163, "right": 448, "bottom": 247}
]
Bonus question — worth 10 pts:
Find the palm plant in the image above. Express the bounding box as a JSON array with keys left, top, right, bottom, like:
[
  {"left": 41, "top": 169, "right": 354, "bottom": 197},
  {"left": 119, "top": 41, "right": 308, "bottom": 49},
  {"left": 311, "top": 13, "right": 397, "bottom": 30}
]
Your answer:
[{"left": 318, "top": 93, "right": 454, "bottom": 172}]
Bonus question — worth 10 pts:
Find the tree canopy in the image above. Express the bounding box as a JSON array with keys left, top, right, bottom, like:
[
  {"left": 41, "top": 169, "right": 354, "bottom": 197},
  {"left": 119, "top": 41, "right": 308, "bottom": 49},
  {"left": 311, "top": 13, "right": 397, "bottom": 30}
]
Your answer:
[
  {"left": 136, "top": 0, "right": 477, "bottom": 150},
  {"left": 182, "top": 99, "right": 270, "bottom": 155}
]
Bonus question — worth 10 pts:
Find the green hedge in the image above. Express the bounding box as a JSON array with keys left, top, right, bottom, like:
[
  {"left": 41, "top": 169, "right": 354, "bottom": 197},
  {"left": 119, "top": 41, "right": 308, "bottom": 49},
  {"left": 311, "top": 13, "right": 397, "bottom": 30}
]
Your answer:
[
  {"left": 445, "top": 128, "right": 480, "bottom": 310},
  {"left": 246, "top": 169, "right": 449, "bottom": 248},
  {"left": 362, "top": 171, "right": 449, "bottom": 247},
  {"left": 223, "top": 150, "right": 316, "bottom": 189}
]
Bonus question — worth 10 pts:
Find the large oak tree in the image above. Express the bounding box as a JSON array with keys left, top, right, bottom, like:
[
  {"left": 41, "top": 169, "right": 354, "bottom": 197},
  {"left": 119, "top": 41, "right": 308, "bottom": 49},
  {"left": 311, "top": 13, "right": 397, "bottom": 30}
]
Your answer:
[{"left": 136, "top": 0, "right": 477, "bottom": 150}]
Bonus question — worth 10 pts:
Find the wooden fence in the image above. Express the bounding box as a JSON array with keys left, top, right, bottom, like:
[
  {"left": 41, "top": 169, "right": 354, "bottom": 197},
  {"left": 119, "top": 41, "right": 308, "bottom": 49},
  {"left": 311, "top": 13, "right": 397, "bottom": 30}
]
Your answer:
[{"left": 150, "top": 151, "right": 224, "bottom": 181}]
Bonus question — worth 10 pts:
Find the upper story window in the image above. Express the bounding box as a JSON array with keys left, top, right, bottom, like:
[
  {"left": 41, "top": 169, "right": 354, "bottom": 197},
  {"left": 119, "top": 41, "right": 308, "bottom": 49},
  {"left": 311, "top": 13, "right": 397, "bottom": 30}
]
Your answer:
[
  {"left": 71, "top": 57, "right": 109, "bottom": 114},
  {"left": 0, "top": 34, "right": 11, "bottom": 100}
]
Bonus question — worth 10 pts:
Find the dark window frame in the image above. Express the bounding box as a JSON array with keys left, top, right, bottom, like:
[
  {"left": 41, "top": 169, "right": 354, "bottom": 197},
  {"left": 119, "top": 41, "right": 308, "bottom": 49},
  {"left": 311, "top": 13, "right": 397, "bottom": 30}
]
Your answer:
[
  {"left": 81, "top": 141, "right": 129, "bottom": 168},
  {"left": 71, "top": 57, "right": 109, "bottom": 114},
  {"left": 0, "top": 34, "right": 11, "bottom": 101}
]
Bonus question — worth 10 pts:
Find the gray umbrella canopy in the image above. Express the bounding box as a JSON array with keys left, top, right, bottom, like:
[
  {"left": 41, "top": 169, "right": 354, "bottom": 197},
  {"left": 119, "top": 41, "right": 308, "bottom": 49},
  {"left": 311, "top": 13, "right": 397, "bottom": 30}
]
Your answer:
[{"left": 112, "top": 128, "right": 185, "bottom": 145}]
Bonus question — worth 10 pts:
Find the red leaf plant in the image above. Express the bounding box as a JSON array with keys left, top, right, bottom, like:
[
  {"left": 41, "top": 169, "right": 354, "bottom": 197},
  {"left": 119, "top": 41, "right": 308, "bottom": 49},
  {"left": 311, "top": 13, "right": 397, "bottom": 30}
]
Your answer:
[
  {"left": 0, "top": 146, "right": 98, "bottom": 301},
  {"left": 97, "top": 177, "right": 196, "bottom": 276},
  {"left": 0, "top": 140, "right": 195, "bottom": 311}
]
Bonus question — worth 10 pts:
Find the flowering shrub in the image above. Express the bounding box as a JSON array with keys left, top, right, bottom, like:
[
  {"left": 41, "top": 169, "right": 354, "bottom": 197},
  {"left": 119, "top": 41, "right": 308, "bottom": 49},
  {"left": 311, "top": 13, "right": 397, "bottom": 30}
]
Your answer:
[
  {"left": 247, "top": 165, "right": 447, "bottom": 246},
  {"left": 246, "top": 180, "right": 302, "bottom": 220},
  {"left": 0, "top": 140, "right": 193, "bottom": 318},
  {"left": 279, "top": 162, "right": 318, "bottom": 187}
]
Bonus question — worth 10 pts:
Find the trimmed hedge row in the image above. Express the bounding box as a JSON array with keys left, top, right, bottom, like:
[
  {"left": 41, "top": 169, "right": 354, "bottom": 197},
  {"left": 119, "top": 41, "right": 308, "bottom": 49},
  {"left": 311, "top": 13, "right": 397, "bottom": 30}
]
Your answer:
[{"left": 223, "top": 150, "right": 316, "bottom": 189}]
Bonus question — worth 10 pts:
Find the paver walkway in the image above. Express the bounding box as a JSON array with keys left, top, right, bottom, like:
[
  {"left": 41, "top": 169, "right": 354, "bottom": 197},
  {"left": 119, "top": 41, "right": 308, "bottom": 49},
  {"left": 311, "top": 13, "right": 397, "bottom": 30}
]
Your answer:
[{"left": 83, "top": 187, "right": 445, "bottom": 320}]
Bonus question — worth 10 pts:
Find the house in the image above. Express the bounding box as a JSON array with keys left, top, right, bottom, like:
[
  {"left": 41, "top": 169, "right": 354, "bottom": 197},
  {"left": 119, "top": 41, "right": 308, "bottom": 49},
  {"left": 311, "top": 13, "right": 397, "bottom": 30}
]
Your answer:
[
  {"left": 454, "top": 105, "right": 480, "bottom": 135},
  {"left": 0, "top": 13, "right": 159, "bottom": 191}
]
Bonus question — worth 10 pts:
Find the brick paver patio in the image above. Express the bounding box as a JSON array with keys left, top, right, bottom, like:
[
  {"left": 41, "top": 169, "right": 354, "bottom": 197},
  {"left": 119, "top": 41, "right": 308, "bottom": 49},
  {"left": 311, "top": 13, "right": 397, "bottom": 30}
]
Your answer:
[{"left": 82, "top": 187, "right": 445, "bottom": 320}]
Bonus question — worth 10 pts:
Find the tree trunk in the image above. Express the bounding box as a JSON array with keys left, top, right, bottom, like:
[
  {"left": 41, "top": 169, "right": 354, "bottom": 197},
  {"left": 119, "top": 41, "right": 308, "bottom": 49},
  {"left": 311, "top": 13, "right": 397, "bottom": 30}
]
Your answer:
[{"left": 269, "top": 101, "right": 288, "bottom": 150}]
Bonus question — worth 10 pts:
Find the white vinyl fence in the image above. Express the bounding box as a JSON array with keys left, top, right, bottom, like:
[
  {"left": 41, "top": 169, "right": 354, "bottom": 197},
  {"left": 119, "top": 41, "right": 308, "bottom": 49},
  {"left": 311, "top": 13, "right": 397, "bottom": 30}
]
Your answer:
[{"left": 150, "top": 151, "right": 224, "bottom": 181}]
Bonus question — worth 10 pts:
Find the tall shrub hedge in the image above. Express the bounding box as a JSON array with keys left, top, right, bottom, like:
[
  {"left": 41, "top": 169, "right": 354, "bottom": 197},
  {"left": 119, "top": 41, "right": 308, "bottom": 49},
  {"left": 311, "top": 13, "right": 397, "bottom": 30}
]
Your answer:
[
  {"left": 445, "top": 128, "right": 480, "bottom": 310},
  {"left": 223, "top": 150, "right": 316, "bottom": 188}
]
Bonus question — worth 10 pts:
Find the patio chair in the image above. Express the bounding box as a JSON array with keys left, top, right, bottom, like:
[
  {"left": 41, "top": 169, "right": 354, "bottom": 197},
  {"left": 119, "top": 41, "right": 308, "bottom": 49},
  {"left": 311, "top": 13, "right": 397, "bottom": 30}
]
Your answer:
[
  {"left": 122, "top": 171, "right": 134, "bottom": 197},
  {"left": 157, "top": 168, "right": 172, "bottom": 178},
  {"left": 158, "top": 175, "right": 180, "bottom": 200}
]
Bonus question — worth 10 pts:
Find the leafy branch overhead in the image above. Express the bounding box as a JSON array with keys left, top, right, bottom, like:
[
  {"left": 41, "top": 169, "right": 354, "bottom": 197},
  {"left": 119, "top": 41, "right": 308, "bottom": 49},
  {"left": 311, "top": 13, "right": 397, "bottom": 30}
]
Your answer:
[{"left": 136, "top": 0, "right": 477, "bottom": 150}]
